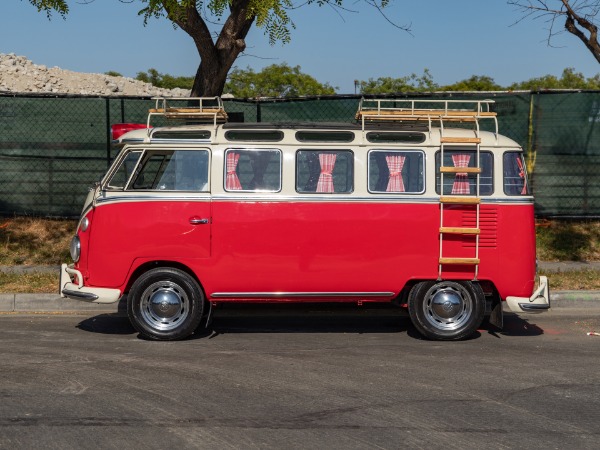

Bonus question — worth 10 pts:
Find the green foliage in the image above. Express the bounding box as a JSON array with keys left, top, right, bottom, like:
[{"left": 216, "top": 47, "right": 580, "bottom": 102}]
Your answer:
[
  {"left": 105, "top": 71, "right": 123, "bottom": 77},
  {"left": 510, "top": 68, "right": 600, "bottom": 90},
  {"left": 440, "top": 75, "right": 502, "bottom": 92},
  {"left": 359, "top": 69, "right": 438, "bottom": 94},
  {"left": 136, "top": 68, "right": 194, "bottom": 89},
  {"left": 359, "top": 68, "right": 600, "bottom": 94},
  {"left": 138, "top": 0, "right": 392, "bottom": 46},
  {"left": 139, "top": 0, "right": 297, "bottom": 45},
  {"left": 27, "top": 0, "right": 69, "bottom": 18},
  {"left": 224, "top": 63, "right": 336, "bottom": 97}
]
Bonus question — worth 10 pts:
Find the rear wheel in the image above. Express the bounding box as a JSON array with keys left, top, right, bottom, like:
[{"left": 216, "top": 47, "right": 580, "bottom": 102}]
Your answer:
[
  {"left": 127, "top": 268, "right": 204, "bottom": 341},
  {"left": 408, "top": 280, "right": 485, "bottom": 341}
]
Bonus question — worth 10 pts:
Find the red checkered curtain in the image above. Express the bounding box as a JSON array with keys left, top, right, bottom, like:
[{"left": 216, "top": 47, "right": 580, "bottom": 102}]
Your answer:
[
  {"left": 386, "top": 154, "right": 406, "bottom": 192},
  {"left": 225, "top": 151, "right": 242, "bottom": 190},
  {"left": 316, "top": 153, "right": 337, "bottom": 193},
  {"left": 516, "top": 156, "right": 527, "bottom": 195},
  {"left": 451, "top": 154, "right": 471, "bottom": 194}
]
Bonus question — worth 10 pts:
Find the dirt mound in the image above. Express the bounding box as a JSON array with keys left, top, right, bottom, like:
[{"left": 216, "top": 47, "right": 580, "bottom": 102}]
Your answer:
[{"left": 0, "top": 53, "right": 190, "bottom": 97}]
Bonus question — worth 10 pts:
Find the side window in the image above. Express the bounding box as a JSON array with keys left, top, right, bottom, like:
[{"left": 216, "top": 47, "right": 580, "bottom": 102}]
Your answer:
[
  {"left": 129, "top": 150, "right": 209, "bottom": 191},
  {"left": 504, "top": 152, "right": 530, "bottom": 195},
  {"left": 368, "top": 150, "right": 425, "bottom": 193},
  {"left": 224, "top": 149, "right": 282, "bottom": 192},
  {"left": 296, "top": 150, "right": 353, "bottom": 194},
  {"left": 106, "top": 151, "right": 142, "bottom": 189},
  {"left": 435, "top": 151, "right": 493, "bottom": 195}
]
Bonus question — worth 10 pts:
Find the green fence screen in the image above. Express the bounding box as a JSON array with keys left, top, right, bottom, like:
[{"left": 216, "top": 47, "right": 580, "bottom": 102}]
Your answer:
[{"left": 0, "top": 91, "right": 598, "bottom": 218}]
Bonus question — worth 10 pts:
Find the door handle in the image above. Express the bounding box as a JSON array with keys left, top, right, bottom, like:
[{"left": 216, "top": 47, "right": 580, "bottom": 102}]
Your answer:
[{"left": 189, "top": 217, "right": 209, "bottom": 225}]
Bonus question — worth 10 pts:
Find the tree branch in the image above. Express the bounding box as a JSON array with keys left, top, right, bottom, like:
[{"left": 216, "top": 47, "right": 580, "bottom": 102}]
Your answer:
[{"left": 510, "top": 0, "right": 600, "bottom": 62}]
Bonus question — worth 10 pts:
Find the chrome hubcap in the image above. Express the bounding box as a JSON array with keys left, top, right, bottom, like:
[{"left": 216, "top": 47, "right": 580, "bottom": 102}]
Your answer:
[
  {"left": 140, "top": 281, "right": 189, "bottom": 331},
  {"left": 423, "top": 283, "right": 472, "bottom": 331}
]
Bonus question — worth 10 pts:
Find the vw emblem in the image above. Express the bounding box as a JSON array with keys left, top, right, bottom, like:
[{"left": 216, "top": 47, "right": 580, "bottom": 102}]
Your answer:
[
  {"left": 443, "top": 301, "right": 454, "bottom": 312},
  {"left": 158, "top": 301, "right": 171, "bottom": 312}
]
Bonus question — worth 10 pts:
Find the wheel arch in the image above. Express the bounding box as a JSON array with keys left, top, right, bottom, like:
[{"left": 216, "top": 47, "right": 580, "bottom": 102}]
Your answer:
[
  {"left": 399, "top": 278, "right": 499, "bottom": 304},
  {"left": 125, "top": 260, "right": 205, "bottom": 296}
]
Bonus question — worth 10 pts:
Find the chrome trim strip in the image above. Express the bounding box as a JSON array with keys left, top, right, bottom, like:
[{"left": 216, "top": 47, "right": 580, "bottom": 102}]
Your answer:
[
  {"left": 211, "top": 195, "right": 442, "bottom": 203},
  {"left": 485, "top": 197, "right": 534, "bottom": 204},
  {"left": 519, "top": 303, "right": 551, "bottom": 311},
  {"left": 211, "top": 291, "right": 396, "bottom": 299},
  {"left": 62, "top": 289, "right": 99, "bottom": 301},
  {"left": 96, "top": 195, "right": 211, "bottom": 204},
  {"left": 210, "top": 195, "right": 534, "bottom": 204},
  {"left": 94, "top": 194, "right": 534, "bottom": 205}
]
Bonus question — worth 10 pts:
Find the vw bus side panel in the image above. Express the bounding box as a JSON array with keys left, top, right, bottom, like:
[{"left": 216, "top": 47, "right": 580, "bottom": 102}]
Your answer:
[
  {"left": 84, "top": 198, "right": 211, "bottom": 288},
  {"left": 201, "top": 199, "right": 534, "bottom": 301},
  {"left": 206, "top": 199, "right": 439, "bottom": 297}
]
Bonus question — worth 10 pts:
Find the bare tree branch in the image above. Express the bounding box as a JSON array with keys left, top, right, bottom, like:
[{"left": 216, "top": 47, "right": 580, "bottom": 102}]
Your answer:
[{"left": 509, "top": 0, "right": 600, "bottom": 63}]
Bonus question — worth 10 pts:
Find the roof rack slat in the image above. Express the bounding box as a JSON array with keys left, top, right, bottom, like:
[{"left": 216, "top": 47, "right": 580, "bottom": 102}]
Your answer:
[
  {"left": 356, "top": 98, "right": 498, "bottom": 135},
  {"left": 148, "top": 97, "right": 228, "bottom": 128}
]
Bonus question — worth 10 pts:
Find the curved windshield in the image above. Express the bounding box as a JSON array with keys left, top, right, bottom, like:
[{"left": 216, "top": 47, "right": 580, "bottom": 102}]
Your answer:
[{"left": 106, "top": 151, "right": 142, "bottom": 190}]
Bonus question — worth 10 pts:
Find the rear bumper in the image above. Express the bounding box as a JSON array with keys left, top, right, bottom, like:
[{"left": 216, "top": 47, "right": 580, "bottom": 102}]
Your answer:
[
  {"left": 505, "top": 276, "right": 550, "bottom": 313},
  {"left": 59, "top": 263, "right": 121, "bottom": 304}
]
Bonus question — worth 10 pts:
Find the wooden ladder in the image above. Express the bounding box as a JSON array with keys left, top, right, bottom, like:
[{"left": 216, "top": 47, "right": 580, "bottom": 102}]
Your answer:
[{"left": 438, "top": 131, "right": 482, "bottom": 280}]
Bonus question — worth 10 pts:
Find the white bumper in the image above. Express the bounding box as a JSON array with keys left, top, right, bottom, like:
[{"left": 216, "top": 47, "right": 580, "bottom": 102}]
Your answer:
[
  {"left": 506, "top": 276, "right": 550, "bottom": 313},
  {"left": 60, "top": 264, "right": 121, "bottom": 304}
]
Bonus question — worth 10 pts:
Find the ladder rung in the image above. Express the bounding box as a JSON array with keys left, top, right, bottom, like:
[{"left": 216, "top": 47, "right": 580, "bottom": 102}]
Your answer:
[
  {"left": 439, "top": 257, "right": 480, "bottom": 265},
  {"left": 439, "top": 227, "right": 480, "bottom": 235},
  {"left": 440, "top": 137, "right": 482, "bottom": 144},
  {"left": 440, "top": 196, "right": 481, "bottom": 204},
  {"left": 439, "top": 167, "right": 482, "bottom": 174}
]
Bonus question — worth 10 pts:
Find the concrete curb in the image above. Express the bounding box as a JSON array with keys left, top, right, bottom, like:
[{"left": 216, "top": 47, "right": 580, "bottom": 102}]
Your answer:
[
  {"left": 1, "top": 291, "right": 600, "bottom": 313},
  {"left": 548, "top": 290, "right": 600, "bottom": 308},
  {"left": 0, "top": 294, "right": 125, "bottom": 314},
  {"left": 539, "top": 261, "right": 600, "bottom": 273}
]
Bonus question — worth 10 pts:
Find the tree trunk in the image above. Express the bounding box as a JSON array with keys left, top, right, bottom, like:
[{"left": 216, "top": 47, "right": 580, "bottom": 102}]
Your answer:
[
  {"left": 165, "top": 1, "right": 255, "bottom": 97},
  {"left": 191, "top": 60, "right": 228, "bottom": 97}
]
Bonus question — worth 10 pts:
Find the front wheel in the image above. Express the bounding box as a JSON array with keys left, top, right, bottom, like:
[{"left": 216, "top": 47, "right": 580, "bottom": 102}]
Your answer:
[
  {"left": 127, "top": 268, "right": 205, "bottom": 341},
  {"left": 408, "top": 280, "right": 485, "bottom": 341}
]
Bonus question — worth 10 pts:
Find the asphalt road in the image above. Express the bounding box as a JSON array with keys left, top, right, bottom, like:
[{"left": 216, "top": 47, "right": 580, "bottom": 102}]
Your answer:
[{"left": 0, "top": 305, "right": 599, "bottom": 449}]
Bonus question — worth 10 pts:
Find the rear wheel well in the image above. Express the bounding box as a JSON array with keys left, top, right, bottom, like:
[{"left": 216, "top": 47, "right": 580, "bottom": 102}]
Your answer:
[{"left": 397, "top": 279, "right": 499, "bottom": 309}]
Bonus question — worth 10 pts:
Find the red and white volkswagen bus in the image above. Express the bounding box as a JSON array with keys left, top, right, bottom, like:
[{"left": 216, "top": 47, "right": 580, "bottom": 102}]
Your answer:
[{"left": 60, "top": 97, "right": 549, "bottom": 341}]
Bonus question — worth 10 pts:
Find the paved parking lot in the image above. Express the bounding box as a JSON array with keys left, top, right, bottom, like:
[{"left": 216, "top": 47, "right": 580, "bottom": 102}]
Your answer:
[{"left": 0, "top": 305, "right": 599, "bottom": 449}]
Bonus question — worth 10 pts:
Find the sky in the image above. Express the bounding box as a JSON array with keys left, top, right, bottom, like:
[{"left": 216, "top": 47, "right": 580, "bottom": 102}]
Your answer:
[{"left": 2, "top": 0, "right": 600, "bottom": 94}]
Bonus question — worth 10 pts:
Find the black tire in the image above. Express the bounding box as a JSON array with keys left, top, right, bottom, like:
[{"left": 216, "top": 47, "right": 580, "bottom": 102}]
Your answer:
[
  {"left": 407, "top": 280, "right": 485, "bottom": 341},
  {"left": 127, "top": 268, "right": 205, "bottom": 341}
]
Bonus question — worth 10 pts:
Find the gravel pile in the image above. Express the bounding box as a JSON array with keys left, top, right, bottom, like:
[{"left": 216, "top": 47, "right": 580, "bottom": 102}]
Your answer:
[{"left": 0, "top": 53, "right": 191, "bottom": 97}]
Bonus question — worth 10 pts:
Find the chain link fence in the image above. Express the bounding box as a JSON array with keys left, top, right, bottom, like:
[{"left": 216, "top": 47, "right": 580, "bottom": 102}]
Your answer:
[{"left": 0, "top": 91, "right": 598, "bottom": 218}]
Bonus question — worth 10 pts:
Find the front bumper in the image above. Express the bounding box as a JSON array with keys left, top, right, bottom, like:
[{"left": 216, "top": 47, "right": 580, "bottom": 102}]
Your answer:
[
  {"left": 506, "top": 276, "right": 550, "bottom": 313},
  {"left": 59, "top": 264, "right": 121, "bottom": 304}
]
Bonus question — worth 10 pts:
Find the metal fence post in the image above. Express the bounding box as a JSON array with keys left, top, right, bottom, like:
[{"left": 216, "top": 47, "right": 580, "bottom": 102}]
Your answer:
[{"left": 105, "top": 98, "right": 111, "bottom": 168}]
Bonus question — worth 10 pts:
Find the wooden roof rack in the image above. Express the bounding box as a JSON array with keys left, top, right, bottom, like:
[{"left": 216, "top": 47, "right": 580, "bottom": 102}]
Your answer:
[
  {"left": 356, "top": 98, "right": 498, "bottom": 134},
  {"left": 148, "top": 97, "right": 228, "bottom": 127}
]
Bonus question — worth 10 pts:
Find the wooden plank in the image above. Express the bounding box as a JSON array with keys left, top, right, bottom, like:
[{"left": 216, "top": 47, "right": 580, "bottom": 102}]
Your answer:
[
  {"left": 166, "top": 108, "right": 225, "bottom": 114},
  {"left": 439, "top": 167, "right": 482, "bottom": 174},
  {"left": 440, "top": 196, "right": 480, "bottom": 204},
  {"left": 439, "top": 227, "right": 480, "bottom": 235},
  {"left": 440, "top": 137, "right": 482, "bottom": 144},
  {"left": 439, "top": 257, "right": 480, "bottom": 265},
  {"left": 357, "top": 109, "right": 496, "bottom": 118},
  {"left": 149, "top": 108, "right": 227, "bottom": 116}
]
